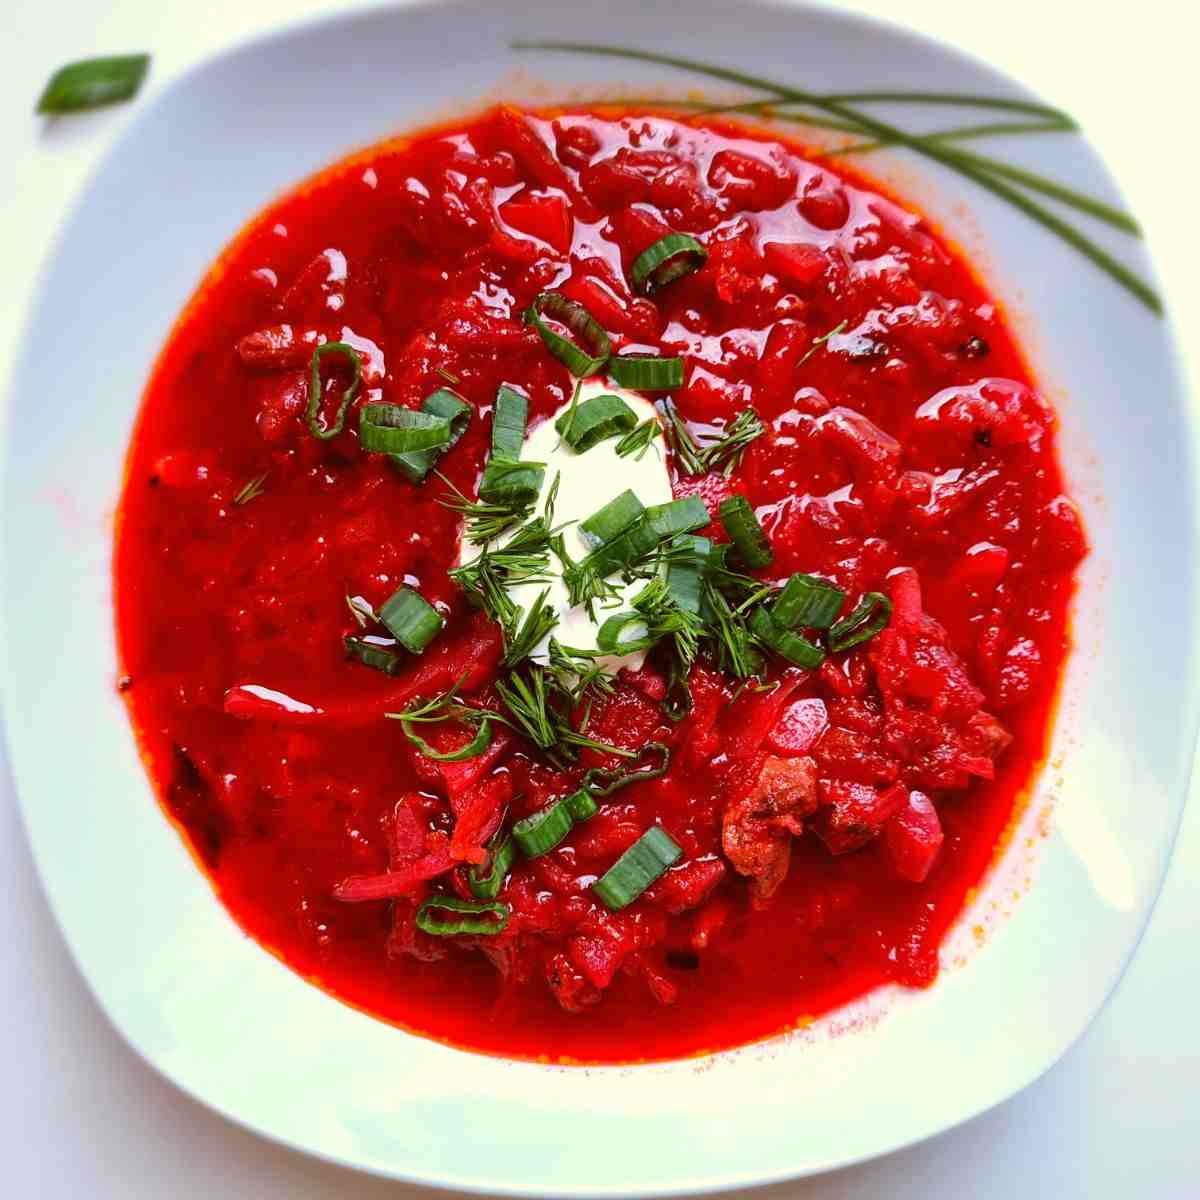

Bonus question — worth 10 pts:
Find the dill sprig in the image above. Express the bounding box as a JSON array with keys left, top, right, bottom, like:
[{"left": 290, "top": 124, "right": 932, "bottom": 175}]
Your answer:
[
  {"left": 232, "top": 472, "right": 268, "bottom": 506},
  {"left": 657, "top": 399, "right": 765, "bottom": 478},
  {"left": 437, "top": 471, "right": 535, "bottom": 542},
  {"left": 615, "top": 418, "right": 661, "bottom": 461}
]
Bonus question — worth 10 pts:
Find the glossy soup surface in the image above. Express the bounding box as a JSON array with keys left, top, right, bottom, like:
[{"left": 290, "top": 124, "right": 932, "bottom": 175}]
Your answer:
[{"left": 115, "top": 107, "right": 1085, "bottom": 1062}]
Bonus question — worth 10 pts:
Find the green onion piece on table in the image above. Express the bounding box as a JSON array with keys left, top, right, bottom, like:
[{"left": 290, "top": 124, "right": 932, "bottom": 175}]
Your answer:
[
  {"left": 524, "top": 292, "right": 612, "bottom": 376},
  {"left": 609, "top": 353, "right": 684, "bottom": 391},
  {"left": 718, "top": 495, "right": 773, "bottom": 569},
  {"left": 37, "top": 53, "right": 150, "bottom": 113},
  {"left": 592, "top": 826, "right": 682, "bottom": 911},
  {"left": 306, "top": 343, "right": 363, "bottom": 440},
  {"left": 630, "top": 233, "right": 708, "bottom": 295},
  {"left": 378, "top": 586, "right": 444, "bottom": 653},
  {"left": 554, "top": 393, "right": 638, "bottom": 452},
  {"left": 415, "top": 895, "right": 509, "bottom": 936}
]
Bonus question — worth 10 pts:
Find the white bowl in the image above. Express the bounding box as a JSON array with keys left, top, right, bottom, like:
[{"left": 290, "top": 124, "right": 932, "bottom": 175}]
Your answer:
[{"left": 3, "top": 0, "right": 1195, "bottom": 1192}]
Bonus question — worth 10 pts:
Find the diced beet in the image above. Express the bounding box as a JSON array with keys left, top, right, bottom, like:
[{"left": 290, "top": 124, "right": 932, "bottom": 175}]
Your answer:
[
  {"left": 763, "top": 241, "right": 828, "bottom": 290},
  {"left": 884, "top": 790, "right": 944, "bottom": 882},
  {"left": 499, "top": 190, "right": 573, "bottom": 254},
  {"left": 766, "top": 697, "right": 828, "bottom": 755}
]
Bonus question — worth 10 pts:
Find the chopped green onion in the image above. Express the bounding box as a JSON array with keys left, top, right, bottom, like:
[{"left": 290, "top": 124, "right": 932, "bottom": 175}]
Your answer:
[
  {"left": 580, "top": 489, "right": 646, "bottom": 547},
  {"left": 609, "top": 353, "right": 684, "bottom": 391},
  {"left": 524, "top": 292, "right": 611, "bottom": 376},
  {"left": 306, "top": 343, "right": 363, "bottom": 440},
  {"left": 772, "top": 573, "right": 845, "bottom": 630},
  {"left": 596, "top": 611, "right": 654, "bottom": 655},
  {"left": 415, "top": 895, "right": 509, "bottom": 936},
  {"left": 615, "top": 418, "right": 660, "bottom": 460},
  {"left": 37, "top": 54, "right": 150, "bottom": 113},
  {"left": 666, "top": 534, "right": 712, "bottom": 616},
  {"left": 592, "top": 826, "right": 682, "bottom": 910},
  {"left": 555, "top": 393, "right": 638, "bottom": 452},
  {"left": 344, "top": 634, "right": 403, "bottom": 676},
  {"left": 631, "top": 233, "right": 708, "bottom": 295},
  {"left": 645, "top": 496, "right": 710, "bottom": 540},
  {"left": 378, "top": 586, "right": 444, "bottom": 653},
  {"left": 718, "top": 495, "right": 773, "bottom": 570},
  {"left": 231, "top": 472, "right": 268, "bottom": 506},
  {"left": 391, "top": 388, "right": 471, "bottom": 482},
  {"left": 491, "top": 386, "right": 529, "bottom": 461},
  {"left": 512, "top": 795, "right": 576, "bottom": 857},
  {"left": 403, "top": 718, "right": 496, "bottom": 762},
  {"left": 565, "top": 789, "right": 598, "bottom": 821},
  {"left": 478, "top": 459, "right": 546, "bottom": 507},
  {"left": 468, "top": 833, "right": 516, "bottom": 899},
  {"left": 582, "top": 741, "right": 670, "bottom": 795},
  {"left": 345, "top": 593, "right": 376, "bottom": 627},
  {"left": 359, "top": 404, "right": 450, "bottom": 454},
  {"left": 828, "top": 591, "right": 893, "bottom": 652},
  {"left": 749, "top": 608, "right": 826, "bottom": 668}
]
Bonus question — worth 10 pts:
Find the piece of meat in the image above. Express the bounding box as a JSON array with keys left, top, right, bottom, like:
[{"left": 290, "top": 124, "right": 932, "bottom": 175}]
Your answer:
[
  {"left": 812, "top": 780, "right": 907, "bottom": 855},
  {"left": 722, "top": 755, "right": 817, "bottom": 903}
]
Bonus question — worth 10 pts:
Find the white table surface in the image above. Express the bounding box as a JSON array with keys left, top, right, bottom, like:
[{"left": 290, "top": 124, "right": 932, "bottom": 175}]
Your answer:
[{"left": 1, "top": 1, "right": 1197, "bottom": 1195}]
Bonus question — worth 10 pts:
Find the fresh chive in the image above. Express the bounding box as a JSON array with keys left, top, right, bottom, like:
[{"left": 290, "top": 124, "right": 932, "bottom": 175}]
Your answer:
[
  {"left": 415, "top": 895, "right": 509, "bottom": 936},
  {"left": 378, "top": 586, "right": 444, "bottom": 653},
  {"left": 37, "top": 54, "right": 150, "bottom": 113},
  {"left": 231, "top": 472, "right": 268, "bottom": 506},
  {"left": 390, "top": 388, "right": 471, "bottom": 482},
  {"left": 524, "top": 292, "right": 612, "bottom": 376},
  {"left": 306, "top": 343, "right": 363, "bottom": 440},
  {"left": 749, "top": 607, "right": 826, "bottom": 668},
  {"left": 579, "top": 489, "right": 646, "bottom": 547},
  {"left": 718, "top": 495, "right": 773, "bottom": 569},
  {"left": 592, "top": 826, "right": 682, "bottom": 910},
  {"left": 582, "top": 741, "right": 671, "bottom": 796},
  {"left": 468, "top": 833, "right": 516, "bottom": 899},
  {"left": 772, "top": 573, "right": 845, "bottom": 629},
  {"left": 554, "top": 393, "right": 638, "bottom": 451},
  {"left": 512, "top": 795, "right": 577, "bottom": 857},
  {"left": 828, "top": 591, "right": 892, "bottom": 652},
  {"left": 615, "top": 418, "right": 660, "bottom": 460},
  {"left": 344, "top": 634, "right": 404, "bottom": 676},
  {"left": 631, "top": 233, "right": 708, "bottom": 295},
  {"left": 359, "top": 403, "right": 452, "bottom": 455},
  {"left": 491, "top": 386, "right": 529, "bottom": 461},
  {"left": 609, "top": 353, "right": 684, "bottom": 391}
]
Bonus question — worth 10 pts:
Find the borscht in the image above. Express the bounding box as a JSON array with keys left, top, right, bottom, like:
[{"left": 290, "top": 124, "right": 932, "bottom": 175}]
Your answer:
[{"left": 114, "top": 105, "right": 1085, "bottom": 1062}]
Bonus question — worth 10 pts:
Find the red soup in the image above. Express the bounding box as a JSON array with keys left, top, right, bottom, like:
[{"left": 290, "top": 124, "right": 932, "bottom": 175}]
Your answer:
[{"left": 115, "top": 106, "right": 1086, "bottom": 1062}]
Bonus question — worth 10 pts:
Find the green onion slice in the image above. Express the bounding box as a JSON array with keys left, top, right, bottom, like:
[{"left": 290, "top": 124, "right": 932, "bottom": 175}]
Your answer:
[
  {"left": 524, "top": 292, "right": 611, "bottom": 377},
  {"left": 479, "top": 459, "right": 546, "bottom": 506},
  {"left": 378, "top": 586, "right": 444, "bottom": 654},
  {"left": 749, "top": 608, "right": 826, "bottom": 669},
  {"left": 492, "top": 386, "right": 530, "bottom": 461},
  {"left": 828, "top": 591, "right": 893, "bottom": 652},
  {"left": 391, "top": 389, "right": 471, "bottom": 482},
  {"left": 718, "top": 495, "right": 774, "bottom": 570},
  {"left": 592, "top": 826, "right": 682, "bottom": 911},
  {"left": 415, "top": 895, "right": 509, "bottom": 936},
  {"left": 37, "top": 54, "right": 150, "bottom": 113},
  {"left": 608, "top": 353, "right": 685, "bottom": 391},
  {"left": 512, "top": 796, "right": 576, "bottom": 857},
  {"left": 359, "top": 404, "right": 451, "bottom": 455},
  {"left": 645, "top": 496, "right": 710, "bottom": 540},
  {"left": 404, "top": 718, "right": 495, "bottom": 762},
  {"left": 772, "top": 573, "right": 846, "bottom": 630},
  {"left": 631, "top": 233, "right": 708, "bottom": 295},
  {"left": 666, "top": 534, "right": 712, "bottom": 617},
  {"left": 555, "top": 394, "right": 638, "bottom": 452},
  {"left": 580, "top": 490, "right": 646, "bottom": 547},
  {"left": 344, "top": 634, "right": 403, "bottom": 676},
  {"left": 467, "top": 833, "right": 516, "bottom": 899},
  {"left": 565, "top": 789, "right": 598, "bottom": 821},
  {"left": 596, "top": 611, "right": 654, "bottom": 655},
  {"left": 307, "top": 343, "right": 363, "bottom": 440},
  {"left": 582, "top": 741, "right": 670, "bottom": 796}
]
